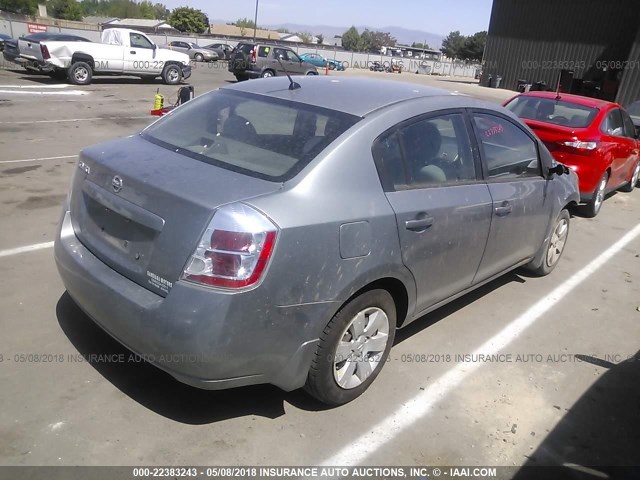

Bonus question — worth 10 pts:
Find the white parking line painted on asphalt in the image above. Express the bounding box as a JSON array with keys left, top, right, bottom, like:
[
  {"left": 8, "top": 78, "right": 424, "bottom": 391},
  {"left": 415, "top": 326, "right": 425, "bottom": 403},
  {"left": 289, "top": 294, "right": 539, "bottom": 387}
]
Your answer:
[
  {"left": 0, "top": 241, "right": 54, "bottom": 259},
  {"left": 0, "top": 116, "right": 149, "bottom": 125},
  {"left": 0, "top": 154, "right": 77, "bottom": 165},
  {"left": 0, "top": 84, "right": 71, "bottom": 89},
  {"left": 321, "top": 222, "right": 640, "bottom": 467},
  {"left": 0, "top": 89, "right": 88, "bottom": 96}
]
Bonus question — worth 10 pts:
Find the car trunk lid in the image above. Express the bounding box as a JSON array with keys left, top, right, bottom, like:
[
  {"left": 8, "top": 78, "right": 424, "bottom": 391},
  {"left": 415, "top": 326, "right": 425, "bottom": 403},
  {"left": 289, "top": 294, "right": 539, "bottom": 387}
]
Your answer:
[
  {"left": 17, "top": 37, "right": 44, "bottom": 63},
  {"left": 523, "top": 119, "right": 587, "bottom": 152},
  {"left": 69, "top": 135, "right": 282, "bottom": 297}
]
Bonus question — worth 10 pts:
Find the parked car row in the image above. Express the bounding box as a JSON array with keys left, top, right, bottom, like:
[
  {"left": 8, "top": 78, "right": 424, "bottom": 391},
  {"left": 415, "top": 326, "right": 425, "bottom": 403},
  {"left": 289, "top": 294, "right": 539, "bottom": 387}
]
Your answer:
[
  {"left": 228, "top": 42, "right": 319, "bottom": 81},
  {"left": 504, "top": 91, "right": 640, "bottom": 217}
]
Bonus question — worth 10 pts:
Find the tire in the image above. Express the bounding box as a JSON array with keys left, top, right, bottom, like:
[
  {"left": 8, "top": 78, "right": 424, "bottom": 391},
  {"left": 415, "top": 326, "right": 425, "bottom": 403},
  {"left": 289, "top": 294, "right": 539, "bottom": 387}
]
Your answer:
[
  {"left": 162, "top": 64, "right": 182, "bottom": 85},
  {"left": 234, "top": 74, "right": 248, "bottom": 82},
  {"left": 620, "top": 160, "right": 640, "bottom": 193},
  {"left": 305, "top": 289, "right": 396, "bottom": 406},
  {"left": 260, "top": 69, "right": 275, "bottom": 78},
  {"left": 67, "top": 61, "right": 92, "bottom": 85},
  {"left": 194, "top": 53, "right": 204, "bottom": 62},
  {"left": 584, "top": 171, "right": 609, "bottom": 217},
  {"left": 525, "top": 209, "right": 570, "bottom": 276},
  {"left": 306, "top": 71, "right": 318, "bottom": 75}
]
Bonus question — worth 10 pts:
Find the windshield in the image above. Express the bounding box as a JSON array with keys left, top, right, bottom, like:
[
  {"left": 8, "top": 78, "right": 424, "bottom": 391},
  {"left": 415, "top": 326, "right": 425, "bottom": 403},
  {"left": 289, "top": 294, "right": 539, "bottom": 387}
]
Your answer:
[
  {"left": 142, "top": 90, "right": 361, "bottom": 182},
  {"left": 505, "top": 96, "right": 598, "bottom": 128}
]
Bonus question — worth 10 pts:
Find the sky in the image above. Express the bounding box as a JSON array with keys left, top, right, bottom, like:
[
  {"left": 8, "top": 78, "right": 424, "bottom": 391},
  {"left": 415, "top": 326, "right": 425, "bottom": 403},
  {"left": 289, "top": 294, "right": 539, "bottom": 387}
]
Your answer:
[{"left": 161, "top": 0, "right": 494, "bottom": 36}]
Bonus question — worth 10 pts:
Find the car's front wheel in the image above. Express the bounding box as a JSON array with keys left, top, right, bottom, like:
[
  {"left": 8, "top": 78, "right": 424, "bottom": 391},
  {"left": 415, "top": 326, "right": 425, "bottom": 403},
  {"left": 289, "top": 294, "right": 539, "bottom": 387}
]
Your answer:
[
  {"left": 620, "top": 161, "right": 640, "bottom": 193},
  {"left": 525, "top": 209, "right": 570, "bottom": 276},
  {"left": 305, "top": 289, "right": 396, "bottom": 405},
  {"left": 194, "top": 53, "right": 204, "bottom": 62},
  {"left": 162, "top": 64, "right": 182, "bottom": 85}
]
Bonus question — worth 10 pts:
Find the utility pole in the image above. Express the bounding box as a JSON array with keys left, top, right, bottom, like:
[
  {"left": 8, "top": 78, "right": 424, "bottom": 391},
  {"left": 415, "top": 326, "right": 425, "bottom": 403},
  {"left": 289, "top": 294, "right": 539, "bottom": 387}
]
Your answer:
[{"left": 253, "top": 0, "right": 259, "bottom": 42}]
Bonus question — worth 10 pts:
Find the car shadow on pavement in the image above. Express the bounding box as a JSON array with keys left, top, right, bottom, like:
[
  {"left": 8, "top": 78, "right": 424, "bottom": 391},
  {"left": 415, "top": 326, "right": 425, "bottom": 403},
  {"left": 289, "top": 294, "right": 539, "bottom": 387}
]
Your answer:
[
  {"left": 55, "top": 273, "right": 528, "bottom": 421},
  {"left": 55, "top": 292, "right": 297, "bottom": 424},
  {"left": 512, "top": 350, "right": 640, "bottom": 480},
  {"left": 394, "top": 271, "right": 526, "bottom": 345}
]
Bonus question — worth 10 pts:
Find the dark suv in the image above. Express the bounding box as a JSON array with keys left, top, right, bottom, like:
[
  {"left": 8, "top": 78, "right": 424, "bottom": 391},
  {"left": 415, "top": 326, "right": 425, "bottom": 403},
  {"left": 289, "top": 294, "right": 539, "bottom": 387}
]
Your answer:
[{"left": 228, "top": 42, "right": 318, "bottom": 81}]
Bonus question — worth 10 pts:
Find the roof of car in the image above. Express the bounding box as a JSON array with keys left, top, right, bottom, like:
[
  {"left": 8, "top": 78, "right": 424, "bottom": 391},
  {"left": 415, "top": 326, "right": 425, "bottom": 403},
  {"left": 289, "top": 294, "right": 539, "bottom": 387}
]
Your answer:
[
  {"left": 517, "top": 91, "right": 614, "bottom": 109},
  {"left": 222, "top": 76, "right": 455, "bottom": 116}
]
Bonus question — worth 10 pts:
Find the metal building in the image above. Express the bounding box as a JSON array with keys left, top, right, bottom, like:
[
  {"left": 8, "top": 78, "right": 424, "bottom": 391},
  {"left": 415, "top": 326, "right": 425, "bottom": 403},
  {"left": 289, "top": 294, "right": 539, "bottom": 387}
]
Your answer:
[{"left": 482, "top": 0, "right": 640, "bottom": 105}]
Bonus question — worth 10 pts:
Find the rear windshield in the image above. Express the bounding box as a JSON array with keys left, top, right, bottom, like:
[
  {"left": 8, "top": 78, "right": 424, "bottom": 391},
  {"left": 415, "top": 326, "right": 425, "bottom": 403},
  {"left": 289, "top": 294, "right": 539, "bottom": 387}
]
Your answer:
[
  {"left": 505, "top": 96, "right": 598, "bottom": 128},
  {"left": 142, "top": 90, "right": 360, "bottom": 182}
]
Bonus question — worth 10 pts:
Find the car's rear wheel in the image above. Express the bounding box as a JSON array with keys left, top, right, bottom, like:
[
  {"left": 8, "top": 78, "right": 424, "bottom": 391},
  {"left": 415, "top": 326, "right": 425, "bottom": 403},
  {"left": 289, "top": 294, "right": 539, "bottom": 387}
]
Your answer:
[
  {"left": 234, "top": 74, "right": 248, "bottom": 82},
  {"left": 584, "top": 172, "right": 608, "bottom": 217},
  {"left": 525, "top": 209, "right": 570, "bottom": 276},
  {"left": 306, "top": 71, "right": 318, "bottom": 75},
  {"left": 261, "top": 69, "right": 274, "bottom": 78},
  {"left": 620, "top": 161, "right": 640, "bottom": 193},
  {"left": 305, "top": 289, "right": 396, "bottom": 405},
  {"left": 194, "top": 53, "right": 204, "bottom": 62},
  {"left": 162, "top": 64, "right": 182, "bottom": 85},
  {"left": 68, "top": 61, "right": 92, "bottom": 85}
]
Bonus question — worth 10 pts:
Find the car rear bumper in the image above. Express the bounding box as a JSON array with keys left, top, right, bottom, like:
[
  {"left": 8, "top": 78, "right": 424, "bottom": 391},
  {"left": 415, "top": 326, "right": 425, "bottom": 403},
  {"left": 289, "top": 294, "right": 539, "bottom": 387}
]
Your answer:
[
  {"left": 550, "top": 151, "right": 604, "bottom": 200},
  {"left": 55, "top": 209, "right": 327, "bottom": 392}
]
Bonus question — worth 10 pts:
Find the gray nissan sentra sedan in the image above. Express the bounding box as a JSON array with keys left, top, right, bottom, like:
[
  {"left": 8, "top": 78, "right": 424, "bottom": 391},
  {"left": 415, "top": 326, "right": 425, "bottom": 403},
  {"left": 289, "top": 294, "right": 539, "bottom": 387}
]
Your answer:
[{"left": 55, "top": 76, "right": 579, "bottom": 405}]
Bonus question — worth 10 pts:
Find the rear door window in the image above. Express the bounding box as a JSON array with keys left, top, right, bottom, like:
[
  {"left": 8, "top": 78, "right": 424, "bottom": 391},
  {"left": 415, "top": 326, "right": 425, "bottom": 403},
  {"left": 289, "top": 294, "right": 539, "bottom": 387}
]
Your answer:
[
  {"left": 142, "top": 90, "right": 360, "bottom": 182},
  {"left": 601, "top": 109, "right": 625, "bottom": 136},
  {"left": 621, "top": 110, "right": 637, "bottom": 138}
]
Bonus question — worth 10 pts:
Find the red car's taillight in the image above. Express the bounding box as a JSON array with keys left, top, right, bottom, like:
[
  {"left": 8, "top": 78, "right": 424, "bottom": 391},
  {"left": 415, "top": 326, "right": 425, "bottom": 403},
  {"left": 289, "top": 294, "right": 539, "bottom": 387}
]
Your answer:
[
  {"left": 41, "top": 44, "right": 50, "bottom": 60},
  {"left": 250, "top": 48, "right": 256, "bottom": 63},
  {"left": 559, "top": 140, "right": 599, "bottom": 151},
  {"left": 183, "top": 203, "right": 277, "bottom": 289}
]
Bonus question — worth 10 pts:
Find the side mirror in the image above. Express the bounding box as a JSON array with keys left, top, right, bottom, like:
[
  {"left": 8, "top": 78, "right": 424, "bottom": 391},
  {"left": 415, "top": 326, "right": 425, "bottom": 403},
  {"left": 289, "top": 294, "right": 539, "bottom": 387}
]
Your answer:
[{"left": 548, "top": 164, "right": 570, "bottom": 177}]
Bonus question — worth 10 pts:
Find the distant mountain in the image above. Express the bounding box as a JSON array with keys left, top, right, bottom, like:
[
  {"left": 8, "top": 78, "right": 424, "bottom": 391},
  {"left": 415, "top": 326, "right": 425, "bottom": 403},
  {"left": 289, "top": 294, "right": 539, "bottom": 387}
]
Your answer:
[{"left": 262, "top": 23, "right": 444, "bottom": 48}]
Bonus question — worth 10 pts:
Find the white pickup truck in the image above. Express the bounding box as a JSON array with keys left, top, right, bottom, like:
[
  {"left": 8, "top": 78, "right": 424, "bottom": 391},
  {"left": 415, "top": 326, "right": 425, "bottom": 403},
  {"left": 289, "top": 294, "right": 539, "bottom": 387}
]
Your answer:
[{"left": 18, "top": 28, "right": 191, "bottom": 85}]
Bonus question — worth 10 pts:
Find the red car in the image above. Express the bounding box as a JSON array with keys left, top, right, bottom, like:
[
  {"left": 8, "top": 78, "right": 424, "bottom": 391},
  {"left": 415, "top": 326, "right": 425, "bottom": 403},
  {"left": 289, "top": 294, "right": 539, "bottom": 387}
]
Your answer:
[{"left": 504, "top": 92, "right": 640, "bottom": 217}]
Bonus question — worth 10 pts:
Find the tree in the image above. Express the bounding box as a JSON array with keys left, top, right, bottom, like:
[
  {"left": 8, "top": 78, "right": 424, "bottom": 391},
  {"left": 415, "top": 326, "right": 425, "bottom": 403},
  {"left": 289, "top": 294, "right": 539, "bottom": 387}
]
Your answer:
[
  {"left": 0, "top": 0, "right": 38, "bottom": 15},
  {"left": 153, "top": 2, "right": 169, "bottom": 19},
  {"left": 138, "top": 0, "right": 155, "bottom": 19},
  {"left": 298, "top": 31, "right": 313, "bottom": 43},
  {"left": 440, "top": 30, "right": 465, "bottom": 60},
  {"left": 316, "top": 33, "right": 324, "bottom": 44},
  {"left": 355, "top": 29, "right": 396, "bottom": 53},
  {"left": 276, "top": 27, "right": 289, "bottom": 33},
  {"left": 458, "top": 31, "right": 487, "bottom": 63},
  {"left": 341, "top": 26, "right": 360, "bottom": 51},
  {"left": 412, "top": 42, "right": 430, "bottom": 50},
  {"left": 168, "top": 6, "right": 208, "bottom": 33},
  {"left": 234, "top": 17, "right": 256, "bottom": 29},
  {"left": 48, "top": 0, "right": 83, "bottom": 20}
]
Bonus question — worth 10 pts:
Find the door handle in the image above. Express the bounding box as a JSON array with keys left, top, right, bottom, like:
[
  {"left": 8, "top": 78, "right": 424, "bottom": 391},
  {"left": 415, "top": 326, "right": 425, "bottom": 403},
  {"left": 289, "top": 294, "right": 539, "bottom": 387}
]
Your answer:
[
  {"left": 130, "top": 51, "right": 136, "bottom": 54},
  {"left": 405, "top": 215, "right": 434, "bottom": 232},
  {"left": 494, "top": 202, "right": 513, "bottom": 217}
]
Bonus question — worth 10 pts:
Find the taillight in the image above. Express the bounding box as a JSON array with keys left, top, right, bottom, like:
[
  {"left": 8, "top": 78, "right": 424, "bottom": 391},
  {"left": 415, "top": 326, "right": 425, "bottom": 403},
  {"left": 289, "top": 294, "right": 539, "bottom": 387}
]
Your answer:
[
  {"left": 250, "top": 48, "right": 256, "bottom": 63},
  {"left": 41, "top": 44, "right": 50, "bottom": 60},
  {"left": 183, "top": 203, "right": 277, "bottom": 289},
  {"left": 560, "top": 140, "right": 598, "bottom": 151}
]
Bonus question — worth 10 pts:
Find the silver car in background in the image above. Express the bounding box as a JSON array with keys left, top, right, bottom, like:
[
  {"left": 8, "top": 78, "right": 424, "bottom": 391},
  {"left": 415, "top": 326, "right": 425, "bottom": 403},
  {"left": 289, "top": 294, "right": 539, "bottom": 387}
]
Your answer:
[
  {"left": 55, "top": 77, "right": 579, "bottom": 405},
  {"left": 164, "top": 40, "right": 218, "bottom": 62}
]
